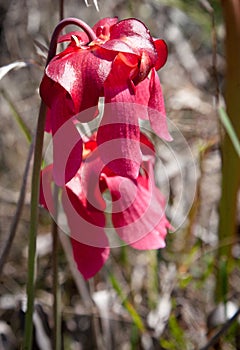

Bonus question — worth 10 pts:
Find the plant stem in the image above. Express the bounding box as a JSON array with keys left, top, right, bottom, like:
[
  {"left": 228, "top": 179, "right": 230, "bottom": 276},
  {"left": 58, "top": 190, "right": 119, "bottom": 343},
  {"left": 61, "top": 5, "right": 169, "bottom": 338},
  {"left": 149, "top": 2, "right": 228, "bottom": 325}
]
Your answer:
[
  {"left": 1, "top": 89, "right": 32, "bottom": 143},
  {"left": 23, "top": 101, "right": 47, "bottom": 350},
  {"left": 52, "top": 185, "right": 62, "bottom": 350},
  {"left": 46, "top": 18, "right": 96, "bottom": 63},
  {"left": 216, "top": 0, "right": 240, "bottom": 301},
  {"left": 0, "top": 140, "right": 34, "bottom": 277},
  {"left": 200, "top": 307, "right": 240, "bottom": 350},
  {"left": 52, "top": 225, "right": 61, "bottom": 348},
  {"left": 60, "top": 0, "right": 64, "bottom": 20},
  {"left": 23, "top": 16, "right": 97, "bottom": 349}
]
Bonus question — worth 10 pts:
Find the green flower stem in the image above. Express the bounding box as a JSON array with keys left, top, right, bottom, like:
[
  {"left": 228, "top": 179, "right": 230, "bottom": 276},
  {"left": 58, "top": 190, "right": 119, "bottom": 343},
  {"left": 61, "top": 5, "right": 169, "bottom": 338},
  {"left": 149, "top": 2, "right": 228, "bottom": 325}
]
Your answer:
[
  {"left": 216, "top": 1, "right": 240, "bottom": 302},
  {"left": 52, "top": 223, "right": 61, "bottom": 350},
  {"left": 109, "top": 272, "right": 146, "bottom": 333},
  {"left": 52, "top": 185, "right": 61, "bottom": 350},
  {"left": 23, "top": 17, "right": 97, "bottom": 350},
  {"left": 218, "top": 107, "right": 240, "bottom": 157},
  {"left": 1, "top": 89, "right": 32, "bottom": 143},
  {"left": 23, "top": 101, "right": 47, "bottom": 350}
]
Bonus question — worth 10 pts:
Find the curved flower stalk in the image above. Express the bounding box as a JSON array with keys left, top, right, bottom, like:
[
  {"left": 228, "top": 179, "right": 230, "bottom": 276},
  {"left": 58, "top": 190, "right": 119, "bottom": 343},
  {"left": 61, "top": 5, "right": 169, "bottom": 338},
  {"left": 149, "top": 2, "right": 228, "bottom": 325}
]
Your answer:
[
  {"left": 40, "top": 134, "right": 171, "bottom": 279},
  {"left": 24, "top": 17, "right": 101, "bottom": 350},
  {"left": 40, "top": 17, "right": 172, "bottom": 184}
]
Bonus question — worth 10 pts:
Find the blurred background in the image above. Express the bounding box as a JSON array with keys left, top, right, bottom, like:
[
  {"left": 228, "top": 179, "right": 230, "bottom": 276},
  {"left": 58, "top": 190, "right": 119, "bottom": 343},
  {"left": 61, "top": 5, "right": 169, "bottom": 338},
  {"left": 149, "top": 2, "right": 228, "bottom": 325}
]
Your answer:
[{"left": 0, "top": 0, "right": 239, "bottom": 349}]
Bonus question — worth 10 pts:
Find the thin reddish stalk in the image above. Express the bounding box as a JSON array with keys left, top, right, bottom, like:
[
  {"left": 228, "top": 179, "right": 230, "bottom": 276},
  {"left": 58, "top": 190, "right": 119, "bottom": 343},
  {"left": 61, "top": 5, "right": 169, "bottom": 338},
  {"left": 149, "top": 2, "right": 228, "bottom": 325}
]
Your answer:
[
  {"left": 60, "top": 0, "right": 64, "bottom": 20},
  {"left": 46, "top": 17, "right": 96, "bottom": 64},
  {"left": 0, "top": 140, "right": 34, "bottom": 276},
  {"left": 23, "top": 17, "right": 97, "bottom": 350}
]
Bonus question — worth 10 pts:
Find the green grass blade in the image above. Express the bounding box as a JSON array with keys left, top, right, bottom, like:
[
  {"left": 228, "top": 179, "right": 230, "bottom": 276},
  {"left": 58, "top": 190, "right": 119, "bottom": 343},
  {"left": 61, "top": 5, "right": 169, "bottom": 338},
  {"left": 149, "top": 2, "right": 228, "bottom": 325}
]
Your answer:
[
  {"left": 108, "top": 273, "right": 145, "bottom": 333},
  {"left": 218, "top": 107, "right": 240, "bottom": 157},
  {"left": 1, "top": 90, "right": 32, "bottom": 143}
]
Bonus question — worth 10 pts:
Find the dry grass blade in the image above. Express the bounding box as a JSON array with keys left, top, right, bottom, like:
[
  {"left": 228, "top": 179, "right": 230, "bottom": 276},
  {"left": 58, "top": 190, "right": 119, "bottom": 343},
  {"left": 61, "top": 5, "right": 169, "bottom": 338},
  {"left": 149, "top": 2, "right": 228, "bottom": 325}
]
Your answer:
[
  {"left": 0, "top": 61, "right": 28, "bottom": 81},
  {"left": 84, "top": 0, "right": 99, "bottom": 11}
]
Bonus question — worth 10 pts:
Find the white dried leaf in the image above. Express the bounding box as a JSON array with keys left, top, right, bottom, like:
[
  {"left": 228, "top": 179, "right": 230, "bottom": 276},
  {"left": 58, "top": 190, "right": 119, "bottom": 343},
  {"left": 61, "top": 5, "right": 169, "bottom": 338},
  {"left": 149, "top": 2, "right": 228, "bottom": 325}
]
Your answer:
[
  {"left": 93, "top": 0, "right": 99, "bottom": 11},
  {"left": 36, "top": 233, "right": 52, "bottom": 257},
  {"left": 0, "top": 61, "right": 28, "bottom": 81},
  {"left": 0, "top": 321, "right": 17, "bottom": 349},
  {"left": 208, "top": 301, "right": 240, "bottom": 329},
  {"left": 84, "top": 0, "right": 99, "bottom": 11},
  {"left": 147, "top": 294, "right": 172, "bottom": 337}
]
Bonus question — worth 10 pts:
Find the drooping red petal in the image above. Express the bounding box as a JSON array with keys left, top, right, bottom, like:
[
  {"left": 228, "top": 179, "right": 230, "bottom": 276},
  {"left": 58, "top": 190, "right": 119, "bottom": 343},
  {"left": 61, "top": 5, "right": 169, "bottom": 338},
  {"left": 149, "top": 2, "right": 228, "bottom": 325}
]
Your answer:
[
  {"left": 100, "top": 39, "right": 138, "bottom": 55},
  {"left": 40, "top": 164, "right": 109, "bottom": 279},
  {"left": 97, "top": 53, "right": 142, "bottom": 179},
  {"left": 154, "top": 40, "right": 168, "bottom": 71},
  {"left": 134, "top": 78, "right": 150, "bottom": 120},
  {"left": 80, "top": 145, "right": 106, "bottom": 211},
  {"left": 44, "top": 46, "right": 111, "bottom": 122},
  {"left": 105, "top": 163, "right": 170, "bottom": 249},
  {"left": 46, "top": 87, "right": 82, "bottom": 186},
  {"left": 45, "top": 107, "right": 52, "bottom": 133},
  {"left": 62, "top": 171, "right": 108, "bottom": 248},
  {"left": 109, "top": 19, "right": 157, "bottom": 60},
  {"left": 97, "top": 111, "right": 141, "bottom": 180},
  {"left": 110, "top": 19, "right": 159, "bottom": 83},
  {"left": 41, "top": 75, "right": 83, "bottom": 185},
  {"left": 140, "top": 133, "right": 155, "bottom": 157},
  {"left": 40, "top": 75, "right": 74, "bottom": 116},
  {"left": 62, "top": 181, "right": 109, "bottom": 279},
  {"left": 134, "top": 70, "right": 172, "bottom": 142},
  {"left": 148, "top": 69, "right": 172, "bottom": 141},
  {"left": 130, "top": 188, "right": 171, "bottom": 250},
  {"left": 71, "top": 238, "right": 110, "bottom": 280},
  {"left": 93, "top": 17, "right": 118, "bottom": 35},
  {"left": 52, "top": 118, "right": 83, "bottom": 186}
]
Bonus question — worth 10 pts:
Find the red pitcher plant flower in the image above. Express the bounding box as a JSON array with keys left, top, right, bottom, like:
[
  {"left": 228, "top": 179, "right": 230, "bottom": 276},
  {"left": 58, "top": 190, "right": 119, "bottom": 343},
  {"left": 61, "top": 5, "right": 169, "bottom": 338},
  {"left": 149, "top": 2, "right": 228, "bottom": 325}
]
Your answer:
[
  {"left": 40, "top": 133, "right": 171, "bottom": 279},
  {"left": 39, "top": 16, "right": 172, "bottom": 279},
  {"left": 40, "top": 17, "right": 172, "bottom": 185}
]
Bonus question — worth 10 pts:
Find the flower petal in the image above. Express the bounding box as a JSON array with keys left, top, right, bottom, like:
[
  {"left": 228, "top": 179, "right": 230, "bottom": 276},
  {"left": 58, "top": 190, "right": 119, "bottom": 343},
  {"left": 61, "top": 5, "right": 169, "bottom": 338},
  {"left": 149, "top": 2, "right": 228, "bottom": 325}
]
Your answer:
[
  {"left": 40, "top": 75, "right": 74, "bottom": 115},
  {"left": 134, "top": 78, "right": 150, "bottom": 120},
  {"left": 43, "top": 46, "right": 110, "bottom": 122},
  {"left": 80, "top": 145, "right": 106, "bottom": 211},
  {"left": 130, "top": 188, "right": 170, "bottom": 250},
  {"left": 97, "top": 54, "right": 142, "bottom": 179},
  {"left": 110, "top": 19, "right": 160, "bottom": 82},
  {"left": 71, "top": 238, "right": 110, "bottom": 279},
  {"left": 92, "top": 17, "right": 118, "bottom": 35},
  {"left": 154, "top": 39, "right": 168, "bottom": 71},
  {"left": 52, "top": 121, "right": 82, "bottom": 186},
  {"left": 105, "top": 162, "right": 170, "bottom": 249},
  {"left": 62, "top": 171, "right": 108, "bottom": 248},
  {"left": 109, "top": 19, "right": 156, "bottom": 59},
  {"left": 140, "top": 133, "right": 155, "bottom": 158},
  {"left": 100, "top": 39, "right": 137, "bottom": 55},
  {"left": 48, "top": 91, "right": 83, "bottom": 186},
  {"left": 40, "top": 163, "right": 109, "bottom": 280},
  {"left": 97, "top": 107, "right": 141, "bottom": 179},
  {"left": 148, "top": 69, "right": 172, "bottom": 141},
  {"left": 45, "top": 107, "right": 52, "bottom": 133}
]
